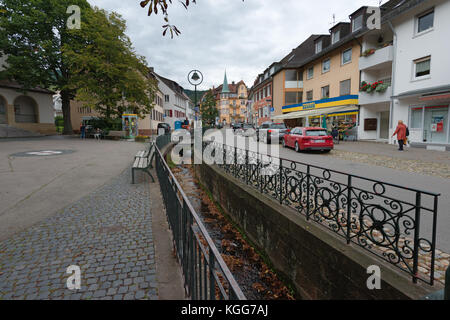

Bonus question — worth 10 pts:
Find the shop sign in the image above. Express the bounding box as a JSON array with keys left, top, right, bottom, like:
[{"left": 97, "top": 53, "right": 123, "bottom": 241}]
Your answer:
[{"left": 302, "top": 102, "right": 316, "bottom": 111}]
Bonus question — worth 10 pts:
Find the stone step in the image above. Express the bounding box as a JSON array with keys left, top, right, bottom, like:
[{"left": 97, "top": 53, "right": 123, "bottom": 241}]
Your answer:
[{"left": 0, "top": 124, "right": 42, "bottom": 138}]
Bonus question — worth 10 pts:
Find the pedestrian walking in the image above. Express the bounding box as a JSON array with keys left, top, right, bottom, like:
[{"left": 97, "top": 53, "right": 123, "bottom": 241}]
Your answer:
[
  {"left": 80, "top": 122, "right": 86, "bottom": 140},
  {"left": 393, "top": 120, "right": 407, "bottom": 151}
]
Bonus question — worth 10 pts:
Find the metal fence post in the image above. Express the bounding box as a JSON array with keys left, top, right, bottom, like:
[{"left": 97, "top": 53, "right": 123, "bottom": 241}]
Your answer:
[
  {"left": 346, "top": 175, "right": 352, "bottom": 244},
  {"left": 445, "top": 267, "right": 450, "bottom": 300},
  {"left": 306, "top": 165, "right": 311, "bottom": 220},
  {"left": 413, "top": 192, "right": 422, "bottom": 284},
  {"left": 279, "top": 159, "right": 283, "bottom": 205},
  {"left": 209, "top": 251, "right": 215, "bottom": 300}
]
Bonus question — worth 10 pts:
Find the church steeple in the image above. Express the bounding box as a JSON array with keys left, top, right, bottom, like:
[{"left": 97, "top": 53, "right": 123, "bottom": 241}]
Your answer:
[{"left": 221, "top": 70, "right": 230, "bottom": 94}]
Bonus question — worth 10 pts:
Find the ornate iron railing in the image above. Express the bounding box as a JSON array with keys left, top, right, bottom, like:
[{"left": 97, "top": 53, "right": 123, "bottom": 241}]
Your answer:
[
  {"left": 204, "top": 140, "right": 440, "bottom": 286},
  {"left": 155, "top": 135, "right": 246, "bottom": 300}
]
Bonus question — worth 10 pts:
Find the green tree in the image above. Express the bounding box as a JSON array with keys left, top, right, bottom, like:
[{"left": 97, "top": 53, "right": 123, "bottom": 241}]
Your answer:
[
  {"left": 0, "top": 0, "right": 93, "bottom": 134},
  {"left": 64, "top": 8, "right": 157, "bottom": 120},
  {"left": 200, "top": 91, "right": 218, "bottom": 127}
]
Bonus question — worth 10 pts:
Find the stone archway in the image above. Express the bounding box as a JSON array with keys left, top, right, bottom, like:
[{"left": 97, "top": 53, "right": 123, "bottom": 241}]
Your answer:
[
  {"left": 0, "top": 95, "right": 7, "bottom": 124},
  {"left": 14, "top": 95, "right": 38, "bottom": 123}
]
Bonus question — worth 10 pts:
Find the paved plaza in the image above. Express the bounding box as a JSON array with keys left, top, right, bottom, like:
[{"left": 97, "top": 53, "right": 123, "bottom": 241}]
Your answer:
[{"left": 0, "top": 136, "right": 184, "bottom": 300}]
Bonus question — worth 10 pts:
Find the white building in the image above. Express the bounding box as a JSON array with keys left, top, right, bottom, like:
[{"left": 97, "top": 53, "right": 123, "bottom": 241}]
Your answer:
[
  {"left": 391, "top": 0, "right": 450, "bottom": 149},
  {"left": 359, "top": 0, "right": 450, "bottom": 150},
  {"left": 155, "top": 74, "right": 190, "bottom": 129}
]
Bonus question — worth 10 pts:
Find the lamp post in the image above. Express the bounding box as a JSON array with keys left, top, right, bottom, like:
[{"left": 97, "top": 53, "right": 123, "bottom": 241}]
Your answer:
[{"left": 188, "top": 70, "right": 203, "bottom": 125}]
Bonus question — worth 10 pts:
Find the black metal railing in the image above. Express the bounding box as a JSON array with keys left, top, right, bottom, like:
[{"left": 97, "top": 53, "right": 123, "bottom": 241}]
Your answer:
[
  {"left": 203, "top": 140, "right": 440, "bottom": 286},
  {"left": 155, "top": 135, "right": 246, "bottom": 300}
]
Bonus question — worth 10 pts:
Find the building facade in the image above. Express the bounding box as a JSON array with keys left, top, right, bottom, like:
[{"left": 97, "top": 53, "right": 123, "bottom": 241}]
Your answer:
[
  {"left": 0, "top": 55, "right": 56, "bottom": 135},
  {"left": 391, "top": 0, "right": 450, "bottom": 149},
  {"left": 272, "top": 23, "right": 363, "bottom": 135},
  {"left": 155, "top": 74, "right": 190, "bottom": 129},
  {"left": 250, "top": 63, "right": 280, "bottom": 126},
  {"left": 214, "top": 72, "right": 248, "bottom": 126}
]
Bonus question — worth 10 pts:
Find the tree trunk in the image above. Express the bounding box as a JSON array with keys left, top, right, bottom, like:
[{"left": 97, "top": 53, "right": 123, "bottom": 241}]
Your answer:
[{"left": 61, "top": 90, "right": 73, "bottom": 135}]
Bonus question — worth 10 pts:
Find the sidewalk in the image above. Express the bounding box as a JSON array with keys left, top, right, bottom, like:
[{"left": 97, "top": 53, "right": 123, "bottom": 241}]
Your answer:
[
  {"left": 0, "top": 167, "right": 184, "bottom": 300},
  {"left": 330, "top": 141, "right": 450, "bottom": 179},
  {"left": 335, "top": 141, "right": 450, "bottom": 165}
]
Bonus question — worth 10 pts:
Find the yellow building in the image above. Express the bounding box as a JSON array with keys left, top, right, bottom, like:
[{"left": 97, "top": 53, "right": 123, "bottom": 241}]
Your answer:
[
  {"left": 214, "top": 72, "right": 248, "bottom": 125},
  {"left": 273, "top": 21, "right": 363, "bottom": 135}
]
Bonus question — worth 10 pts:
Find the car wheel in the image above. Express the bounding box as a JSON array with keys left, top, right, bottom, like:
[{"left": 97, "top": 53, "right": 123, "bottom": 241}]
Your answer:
[{"left": 295, "top": 142, "right": 300, "bottom": 152}]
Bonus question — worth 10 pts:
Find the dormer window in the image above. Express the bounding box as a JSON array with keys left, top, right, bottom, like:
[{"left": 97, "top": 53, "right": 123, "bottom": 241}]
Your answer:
[
  {"left": 315, "top": 40, "right": 322, "bottom": 54},
  {"left": 332, "top": 30, "right": 340, "bottom": 44},
  {"left": 352, "top": 14, "right": 363, "bottom": 32}
]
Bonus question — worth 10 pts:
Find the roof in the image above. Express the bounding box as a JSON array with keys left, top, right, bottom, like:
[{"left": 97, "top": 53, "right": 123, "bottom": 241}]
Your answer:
[
  {"left": 272, "top": 0, "right": 427, "bottom": 75},
  {"left": 222, "top": 71, "right": 230, "bottom": 93},
  {"left": 156, "top": 74, "right": 188, "bottom": 99},
  {"left": 213, "top": 80, "right": 247, "bottom": 99},
  {"left": 0, "top": 80, "right": 55, "bottom": 95}
]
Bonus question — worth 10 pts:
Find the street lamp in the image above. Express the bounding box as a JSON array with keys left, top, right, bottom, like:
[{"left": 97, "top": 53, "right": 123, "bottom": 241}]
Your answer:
[{"left": 188, "top": 70, "right": 203, "bottom": 124}]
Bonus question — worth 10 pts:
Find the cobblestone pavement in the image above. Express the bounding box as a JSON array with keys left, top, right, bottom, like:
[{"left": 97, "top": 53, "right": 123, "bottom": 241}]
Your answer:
[
  {"left": 0, "top": 168, "right": 158, "bottom": 300},
  {"left": 325, "top": 149, "right": 450, "bottom": 179}
]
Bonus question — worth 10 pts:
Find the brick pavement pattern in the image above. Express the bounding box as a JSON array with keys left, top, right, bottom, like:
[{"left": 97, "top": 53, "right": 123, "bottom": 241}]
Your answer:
[{"left": 0, "top": 169, "right": 158, "bottom": 300}]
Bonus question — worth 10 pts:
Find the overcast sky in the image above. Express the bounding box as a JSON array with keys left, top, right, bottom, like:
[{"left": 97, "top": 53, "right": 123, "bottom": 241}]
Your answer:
[{"left": 88, "top": 0, "right": 386, "bottom": 90}]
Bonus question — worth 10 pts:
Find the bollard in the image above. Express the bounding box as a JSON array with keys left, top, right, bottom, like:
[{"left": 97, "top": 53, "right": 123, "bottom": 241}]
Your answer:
[{"left": 445, "top": 267, "right": 450, "bottom": 300}]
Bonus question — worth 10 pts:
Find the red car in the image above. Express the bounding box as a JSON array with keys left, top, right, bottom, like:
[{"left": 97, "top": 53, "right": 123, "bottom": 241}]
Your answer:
[{"left": 282, "top": 127, "right": 334, "bottom": 152}]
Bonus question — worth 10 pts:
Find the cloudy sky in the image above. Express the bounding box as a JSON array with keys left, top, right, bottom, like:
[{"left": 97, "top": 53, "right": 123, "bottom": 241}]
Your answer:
[{"left": 88, "top": 0, "right": 386, "bottom": 90}]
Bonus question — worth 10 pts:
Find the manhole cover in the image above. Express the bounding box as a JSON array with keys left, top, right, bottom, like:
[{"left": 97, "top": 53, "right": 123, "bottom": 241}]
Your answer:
[{"left": 11, "top": 150, "right": 75, "bottom": 157}]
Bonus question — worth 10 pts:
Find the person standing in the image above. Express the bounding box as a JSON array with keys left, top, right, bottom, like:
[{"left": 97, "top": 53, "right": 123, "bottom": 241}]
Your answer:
[
  {"left": 80, "top": 122, "right": 86, "bottom": 140},
  {"left": 393, "top": 120, "right": 407, "bottom": 151}
]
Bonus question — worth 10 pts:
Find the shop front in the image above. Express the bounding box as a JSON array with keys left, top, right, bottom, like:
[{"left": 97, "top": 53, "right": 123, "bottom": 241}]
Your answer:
[
  {"left": 409, "top": 105, "right": 449, "bottom": 145},
  {"left": 274, "top": 95, "right": 359, "bottom": 140}
]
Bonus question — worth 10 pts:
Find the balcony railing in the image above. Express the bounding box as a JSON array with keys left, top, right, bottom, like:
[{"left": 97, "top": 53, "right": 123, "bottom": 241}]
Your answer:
[
  {"left": 359, "top": 85, "right": 393, "bottom": 105},
  {"left": 359, "top": 45, "right": 393, "bottom": 71}
]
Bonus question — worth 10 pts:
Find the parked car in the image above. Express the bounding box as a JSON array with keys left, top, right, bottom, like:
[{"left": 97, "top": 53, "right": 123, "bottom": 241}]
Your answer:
[
  {"left": 282, "top": 127, "right": 333, "bottom": 152},
  {"left": 232, "top": 122, "right": 243, "bottom": 132},
  {"left": 237, "top": 123, "right": 256, "bottom": 136},
  {"left": 257, "top": 122, "right": 289, "bottom": 144},
  {"left": 157, "top": 123, "right": 171, "bottom": 135}
]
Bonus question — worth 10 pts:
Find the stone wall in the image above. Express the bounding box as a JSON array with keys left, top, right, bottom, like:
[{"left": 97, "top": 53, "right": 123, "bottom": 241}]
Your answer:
[{"left": 195, "top": 163, "right": 435, "bottom": 300}]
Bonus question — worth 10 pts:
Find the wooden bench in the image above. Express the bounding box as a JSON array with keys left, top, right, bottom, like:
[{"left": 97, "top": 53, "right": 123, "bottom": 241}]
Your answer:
[
  {"left": 135, "top": 143, "right": 153, "bottom": 161},
  {"left": 132, "top": 144, "right": 156, "bottom": 184}
]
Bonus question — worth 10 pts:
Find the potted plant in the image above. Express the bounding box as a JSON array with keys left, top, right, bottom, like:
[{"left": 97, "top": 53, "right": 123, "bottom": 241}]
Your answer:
[{"left": 361, "top": 48, "right": 376, "bottom": 57}]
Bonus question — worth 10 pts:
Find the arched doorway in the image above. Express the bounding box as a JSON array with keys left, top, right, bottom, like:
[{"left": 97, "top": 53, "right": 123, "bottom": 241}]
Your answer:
[
  {"left": 14, "top": 96, "right": 38, "bottom": 123},
  {"left": 0, "top": 95, "right": 7, "bottom": 124}
]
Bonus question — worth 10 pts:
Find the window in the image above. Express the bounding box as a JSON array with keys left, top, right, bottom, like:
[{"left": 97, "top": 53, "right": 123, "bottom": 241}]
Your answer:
[
  {"left": 342, "top": 48, "right": 352, "bottom": 65},
  {"left": 321, "top": 86, "right": 330, "bottom": 99},
  {"left": 165, "top": 95, "right": 170, "bottom": 102},
  {"left": 306, "top": 66, "right": 314, "bottom": 80},
  {"left": 332, "top": 30, "right": 340, "bottom": 44},
  {"left": 306, "top": 90, "right": 313, "bottom": 101},
  {"left": 414, "top": 56, "right": 431, "bottom": 78},
  {"left": 352, "top": 14, "right": 363, "bottom": 32},
  {"left": 285, "top": 92, "right": 298, "bottom": 105},
  {"left": 340, "top": 79, "right": 351, "bottom": 96},
  {"left": 322, "top": 59, "right": 331, "bottom": 73},
  {"left": 315, "top": 40, "right": 322, "bottom": 53},
  {"left": 411, "top": 107, "right": 423, "bottom": 128},
  {"left": 417, "top": 10, "right": 434, "bottom": 34}
]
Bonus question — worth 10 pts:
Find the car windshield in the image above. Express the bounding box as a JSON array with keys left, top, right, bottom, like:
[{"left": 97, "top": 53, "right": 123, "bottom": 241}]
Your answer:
[
  {"left": 243, "top": 124, "right": 252, "bottom": 129},
  {"left": 270, "top": 124, "right": 286, "bottom": 129},
  {"left": 306, "top": 130, "right": 328, "bottom": 136}
]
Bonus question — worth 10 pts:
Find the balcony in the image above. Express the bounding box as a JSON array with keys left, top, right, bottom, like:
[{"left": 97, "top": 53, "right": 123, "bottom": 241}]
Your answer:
[
  {"left": 359, "top": 86, "right": 392, "bottom": 105},
  {"left": 359, "top": 45, "right": 393, "bottom": 71}
]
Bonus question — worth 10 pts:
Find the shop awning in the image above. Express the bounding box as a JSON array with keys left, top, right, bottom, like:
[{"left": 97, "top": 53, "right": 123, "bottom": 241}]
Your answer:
[{"left": 272, "top": 105, "right": 358, "bottom": 121}]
